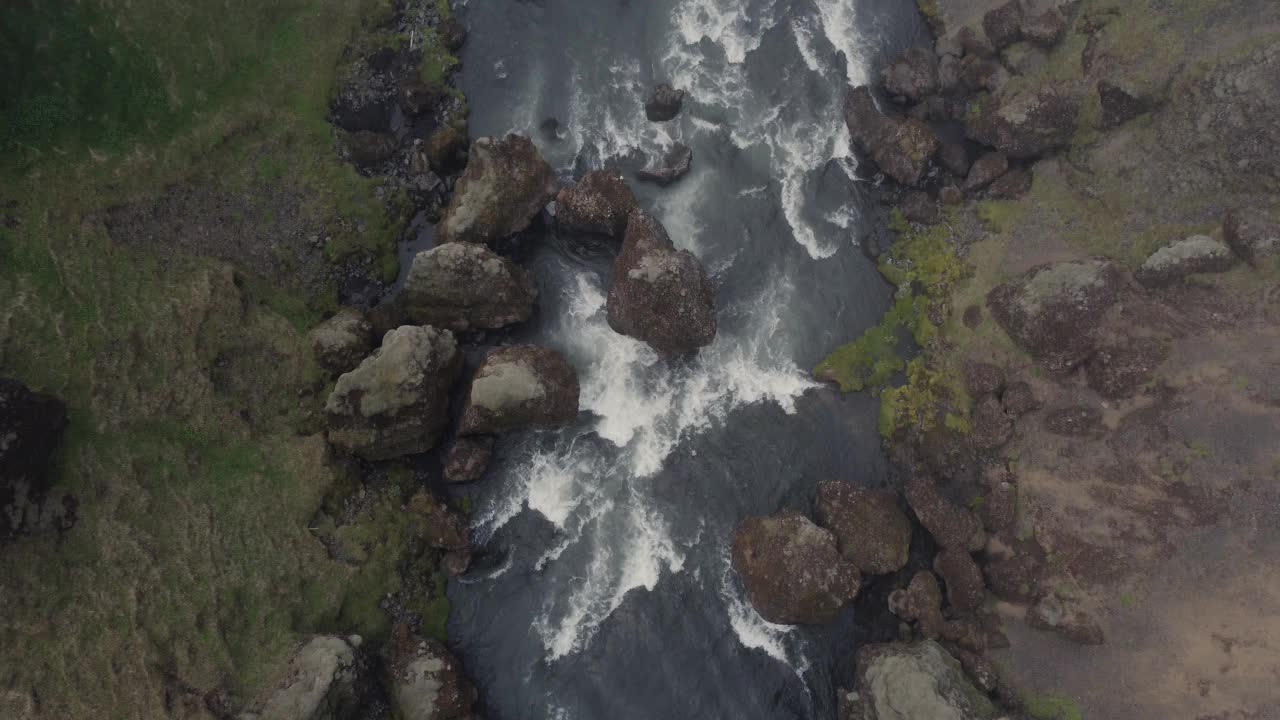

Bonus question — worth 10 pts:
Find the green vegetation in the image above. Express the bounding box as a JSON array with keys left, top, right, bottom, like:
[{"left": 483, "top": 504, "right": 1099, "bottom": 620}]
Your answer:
[{"left": 1021, "top": 690, "right": 1086, "bottom": 720}]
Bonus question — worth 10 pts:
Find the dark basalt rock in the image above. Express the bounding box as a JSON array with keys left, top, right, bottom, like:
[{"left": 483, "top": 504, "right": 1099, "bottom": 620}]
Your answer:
[
  {"left": 965, "top": 362, "right": 1006, "bottom": 397},
  {"left": 636, "top": 143, "right": 693, "bottom": 186},
  {"left": 814, "top": 481, "right": 912, "bottom": 575},
  {"left": 900, "top": 191, "right": 942, "bottom": 225},
  {"left": 983, "top": 0, "right": 1024, "bottom": 50},
  {"left": 556, "top": 170, "right": 638, "bottom": 237},
  {"left": 965, "top": 86, "right": 1080, "bottom": 161},
  {"left": 905, "top": 477, "right": 986, "bottom": 552},
  {"left": 984, "top": 537, "right": 1048, "bottom": 604},
  {"left": 971, "top": 395, "right": 1014, "bottom": 450},
  {"left": 940, "top": 143, "right": 971, "bottom": 177},
  {"left": 438, "top": 134, "right": 558, "bottom": 245},
  {"left": 398, "top": 78, "right": 445, "bottom": 116},
  {"left": 1097, "top": 79, "right": 1151, "bottom": 128},
  {"left": 934, "top": 549, "right": 985, "bottom": 614},
  {"left": 1022, "top": 8, "right": 1066, "bottom": 47},
  {"left": 844, "top": 85, "right": 940, "bottom": 186},
  {"left": 880, "top": 47, "right": 939, "bottom": 103},
  {"left": 644, "top": 84, "right": 686, "bottom": 122},
  {"left": 986, "top": 167, "right": 1033, "bottom": 199},
  {"left": 309, "top": 308, "right": 375, "bottom": 376},
  {"left": 439, "top": 16, "right": 467, "bottom": 52},
  {"left": 1, "top": 378, "right": 70, "bottom": 540},
  {"left": 401, "top": 243, "right": 536, "bottom": 331},
  {"left": 1027, "top": 595, "right": 1106, "bottom": 645},
  {"left": 459, "top": 345, "right": 580, "bottom": 436},
  {"left": 443, "top": 435, "right": 495, "bottom": 484},
  {"left": 731, "top": 510, "right": 860, "bottom": 624},
  {"left": 343, "top": 131, "right": 399, "bottom": 168},
  {"left": 1002, "top": 381, "right": 1040, "bottom": 416},
  {"left": 426, "top": 125, "right": 469, "bottom": 175},
  {"left": 1086, "top": 338, "right": 1169, "bottom": 399}
]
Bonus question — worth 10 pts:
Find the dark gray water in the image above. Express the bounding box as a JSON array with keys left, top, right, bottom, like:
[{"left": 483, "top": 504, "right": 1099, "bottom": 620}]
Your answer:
[{"left": 446, "top": 1, "right": 923, "bottom": 717}]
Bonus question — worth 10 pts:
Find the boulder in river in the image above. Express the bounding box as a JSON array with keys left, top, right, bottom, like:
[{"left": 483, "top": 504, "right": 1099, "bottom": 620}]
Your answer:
[
  {"left": 731, "top": 510, "right": 860, "bottom": 624},
  {"left": 1135, "top": 235, "right": 1236, "bottom": 287},
  {"left": 252, "top": 635, "right": 361, "bottom": 720},
  {"left": 964, "top": 85, "right": 1080, "bottom": 161},
  {"left": 644, "top": 84, "right": 686, "bottom": 122},
  {"left": 844, "top": 85, "right": 939, "bottom": 186},
  {"left": 0, "top": 378, "right": 69, "bottom": 540},
  {"left": 841, "top": 640, "right": 1000, "bottom": 720},
  {"left": 443, "top": 435, "right": 495, "bottom": 484},
  {"left": 880, "top": 47, "right": 939, "bottom": 103},
  {"left": 437, "top": 134, "right": 558, "bottom": 245},
  {"left": 606, "top": 208, "right": 717, "bottom": 355},
  {"left": 1224, "top": 209, "right": 1280, "bottom": 266},
  {"left": 386, "top": 635, "right": 478, "bottom": 720},
  {"left": 326, "top": 326, "right": 462, "bottom": 461},
  {"left": 986, "top": 259, "right": 1124, "bottom": 373},
  {"left": 459, "top": 345, "right": 580, "bottom": 436},
  {"left": 636, "top": 143, "right": 693, "bottom": 186},
  {"left": 555, "top": 169, "right": 638, "bottom": 237},
  {"left": 401, "top": 243, "right": 536, "bottom": 331},
  {"left": 814, "top": 481, "right": 912, "bottom": 575},
  {"left": 309, "top": 308, "right": 374, "bottom": 376}
]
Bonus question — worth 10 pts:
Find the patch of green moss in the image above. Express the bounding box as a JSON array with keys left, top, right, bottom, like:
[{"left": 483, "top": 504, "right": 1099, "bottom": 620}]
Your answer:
[
  {"left": 976, "top": 200, "right": 1024, "bottom": 234},
  {"left": 1021, "top": 690, "right": 1085, "bottom": 720},
  {"left": 879, "top": 357, "right": 971, "bottom": 439}
]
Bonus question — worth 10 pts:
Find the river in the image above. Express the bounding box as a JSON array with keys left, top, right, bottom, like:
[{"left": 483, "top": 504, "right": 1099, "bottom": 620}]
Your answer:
[{"left": 445, "top": 1, "right": 923, "bottom": 717}]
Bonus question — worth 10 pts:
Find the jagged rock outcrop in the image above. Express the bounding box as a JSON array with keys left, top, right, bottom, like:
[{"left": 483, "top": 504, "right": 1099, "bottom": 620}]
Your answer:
[
  {"left": 0, "top": 378, "right": 69, "bottom": 540},
  {"left": 326, "top": 326, "right": 461, "bottom": 461},
  {"left": 555, "top": 170, "right": 638, "bottom": 237},
  {"left": 636, "top": 143, "right": 693, "bottom": 186},
  {"left": 443, "top": 436, "right": 494, "bottom": 484},
  {"left": 732, "top": 510, "right": 860, "bottom": 624},
  {"left": 644, "top": 84, "right": 686, "bottom": 122},
  {"left": 386, "top": 635, "right": 478, "bottom": 720},
  {"left": 964, "top": 85, "right": 1080, "bottom": 161},
  {"left": 845, "top": 86, "right": 940, "bottom": 186},
  {"left": 250, "top": 635, "right": 362, "bottom": 720},
  {"left": 881, "top": 47, "right": 939, "bottom": 103},
  {"left": 607, "top": 208, "right": 717, "bottom": 354},
  {"left": 986, "top": 259, "right": 1124, "bottom": 373},
  {"left": 1134, "top": 235, "right": 1235, "bottom": 287},
  {"left": 814, "top": 481, "right": 912, "bottom": 575},
  {"left": 437, "top": 134, "right": 558, "bottom": 245},
  {"left": 310, "top": 308, "right": 374, "bottom": 376},
  {"left": 839, "top": 640, "right": 1000, "bottom": 720},
  {"left": 458, "top": 345, "right": 580, "bottom": 435},
  {"left": 401, "top": 243, "right": 536, "bottom": 331}
]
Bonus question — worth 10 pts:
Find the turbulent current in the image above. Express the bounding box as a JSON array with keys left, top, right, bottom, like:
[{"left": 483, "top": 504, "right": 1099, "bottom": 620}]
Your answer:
[{"left": 446, "top": 1, "right": 923, "bottom": 717}]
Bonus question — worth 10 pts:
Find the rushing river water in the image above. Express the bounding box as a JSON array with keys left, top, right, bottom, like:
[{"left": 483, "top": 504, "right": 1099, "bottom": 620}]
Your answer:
[{"left": 445, "top": 1, "right": 923, "bottom": 717}]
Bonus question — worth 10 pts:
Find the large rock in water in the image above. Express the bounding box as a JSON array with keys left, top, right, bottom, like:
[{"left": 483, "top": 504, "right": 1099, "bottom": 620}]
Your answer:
[
  {"left": 644, "top": 83, "right": 686, "bottom": 122},
  {"left": 458, "top": 345, "right": 580, "bottom": 435},
  {"left": 844, "top": 85, "right": 939, "bottom": 186},
  {"left": 325, "top": 326, "right": 461, "bottom": 461},
  {"left": 555, "top": 169, "right": 637, "bottom": 237},
  {"left": 964, "top": 85, "right": 1080, "bottom": 160},
  {"left": 731, "top": 510, "right": 861, "bottom": 624},
  {"left": 437, "top": 134, "right": 558, "bottom": 245},
  {"left": 252, "top": 635, "right": 362, "bottom": 720},
  {"left": 401, "top": 243, "right": 536, "bottom": 331},
  {"left": 0, "top": 378, "right": 69, "bottom": 540},
  {"left": 386, "top": 636, "right": 478, "bottom": 720},
  {"left": 839, "top": 641, "right": 1000, "bottom": 720},
  {"left": 814, "top": 481, "right": 912, "bottom": 575},
  {"left": 986, "top": 259, "right": 1124, "bottom": 373},
  {"left": 607, "top": 208, "right": 717, "bottom": 355},
  {"left": 636, "top": 143, "right": 693, "bottom": 186}
]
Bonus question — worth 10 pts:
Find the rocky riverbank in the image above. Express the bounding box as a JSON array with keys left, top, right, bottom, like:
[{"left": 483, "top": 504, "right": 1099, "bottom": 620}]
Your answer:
[{"left": 734, "top": 0, "right": 1280, "bottom": 718}]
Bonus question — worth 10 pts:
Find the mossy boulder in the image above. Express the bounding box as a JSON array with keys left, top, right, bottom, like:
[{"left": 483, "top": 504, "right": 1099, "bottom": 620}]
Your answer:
[
  {"left": 458, "top": 345, "right": 580, "bottom": 436},
  {"left": 842, "top": 640, "right": 1000, "bottom": 720},
  {"left": 309, "top": 308, "right": 374, "bottom": 376},
  {"left": 437, "top": 134, "right": 557, "bottom": 245},
  {"left": 814, "top": 481, "right": 912, "bottom": 575},
  {"left": 1134, "top": 235, "right": 1235, "bottom": 287},
  {"left": 401, "top": 243, "right": 536, "bottom": 331},
  {"left": 732, "top": 510, "right": 861, "bottom": 624}
]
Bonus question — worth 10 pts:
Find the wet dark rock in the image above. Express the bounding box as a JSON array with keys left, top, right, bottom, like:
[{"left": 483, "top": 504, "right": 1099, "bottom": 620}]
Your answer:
[
  {"left": 890, "top": 571, "right": 948, "bottom": 639},
  {"left": 951, "top": 646, "right": 1001, "bottom": 696},
  {"left": 965, "top": 86, "right": 1080, "bottom": 160},
  {"left": 332, "top": 97, "right": 394, "bottom": 134},
  {"left": 1001, "top": 381, "right": 1039, "bottom": 416},
  {"left": 981, "top": 481, "right": 1018, "bottom": 535},
  {"left": 459, "top": 345, "right": 580, "bottom": 436},
  {"left": 814, "top": 481, "right": 912, "bottom": 575},
  {"left": 426, "top": 125, "right": 469, "bottom": 175},
  {"left": 343, "top": 131, "right": 399, "bottom": 168},
  {"left": 732, "top": 510, "right": 860, "bottom": 624},
  {"left": 539, "top": 117, "right": 564, "bottom": 143},
  {"left": 965, "top": 362, "right": 1006, "bottom": 397},
  {"left": 880, "top": 47, "right": 939, "bottom": 103},
  {"left": 905, "top": 477, "right": 985, "bottom": 552},
  {"left": 938, "top": 55, "right": 962, "bottom": 94},
  {"left": 1022, "top": 8, "right": 1067, "bottom": 47},
  {"left": 644, "top": 84, "right": 686, "bottom": 122},
  {"left": 401, "top": 243, "right": 536, "bottom": 331},
  {"left": 607, "top": 208, "right": 717, "bottom": 355},
  {"left": 984, "top": 0, "right": 1024, "bottom": 49},
  {"left": 309, "top": 308, "right": 375, "bottom": 375},
  {"left": 556, "top": 170, "right": 638, "bottom": 237},
  {"left": 900, "top": 191, "right": 942, "bottom": 225},
  {"left": 940, "top": 143, "right": 971, "bottom": 177},
  {"left": 386, "top": 635, "right": 479, "bottom": 720},
  {"left": 934, "top": 549, "right": 985, "bottom": 614},
  {"left": 1044, "top": 405, "right": 1104, "bottom": 436},
  {"left": 1027, "top": 595, "right": 1106, "bottom": 645},
  {"left": 843, "top": 641, "right": 1000, "bottom": 720},
  {"left": 1086, "top": 338, "right": 1169, "bottom": 399},
  {"left": 326, "top": 326, "right": 461, "bottom": 461},
  {"left": 1097, "top": 80, "right": 1151, "bottom": 128},
  {"left": 1224, "top": 209, "right": 1280, "bottom": 266},
  {"left": 963, "top": 152, "right": 1009, "bottom": 192},
  {"left": 0, "top": 378, "right": 69, "bottom": 540},
  {"left": 398, "top": 78, "right": 445, "bottom": 116},
  {"left": 971, "top": 395, "right": 1014, "bottom": 450},
  {"left": 845, "top": 85, "right": 940, "bottom": 186},
  {"left": 986, "top": 260, "right": 1124, "bottom": 373},
  {"left": 438, "top": 134, "right": 558, "bottom": 245},
  {"left": 636, "top": 143, "right": 693, "bottom": 186},
  {"left": 439, "top": 16, "right": 467, "bottom": 52},
  {"left": 986, "top": 167, "right": 1033, "bottom": 199},
  {"left": 443, "top": 435, "right": 494, "bottom": 484}
]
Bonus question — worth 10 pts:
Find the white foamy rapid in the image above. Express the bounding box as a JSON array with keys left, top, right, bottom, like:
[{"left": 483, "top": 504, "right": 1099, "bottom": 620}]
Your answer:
[{"left": 473, "top": 0, "right": 873, "bottom": 665}]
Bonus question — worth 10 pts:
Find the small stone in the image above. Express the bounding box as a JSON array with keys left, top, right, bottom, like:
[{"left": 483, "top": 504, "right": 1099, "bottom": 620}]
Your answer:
[{"left": 636, "top": 143, "right": 693, "bottom": 186}]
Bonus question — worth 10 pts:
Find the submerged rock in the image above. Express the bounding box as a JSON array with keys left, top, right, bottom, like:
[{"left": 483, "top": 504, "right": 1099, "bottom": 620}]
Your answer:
[
  {"left": 1224, "top": 209, "right": 1280, "bottom": 266},
  {"left": 814, "top": 481, "right": 912, "bottom": 575},
  {"left": 386, "top": 635, "right": 478, "bottom": 720},
  {"left": 732, "top": 510, "right": 860, "bottom": 624},
  {"left": 310, "top": 308, "right": 375, "bottom": 376},
  {"left": 607, "top": 208, "right": 717, "bottom": 355},
  {"left": 636, "top": 143, "right": 693, "bottom": 186},
  {"left": 252, "top": 635, "right": 362, "bottom": 720},
  {"left": 459, "top": 345, "right": 580, "bottom": 435},
  {"left": 965, "top": 86, "right": 1080, "bottom": 161},
  {"left": 880, "top": 47, "right": 939, "bottom": 103},
  {"left": 843, "top": 640, "right": 1001, "bottom": 720},
  {"left": 437, "top": 134, "right": 558, "bottom": 245},
  {"left": 401, "top": 243, "right": 536, "bottom": 331},
  {"left": 443, "top": 435, "right": 494, "bottom": 484},
  {"left": 0, "top": 378, "right": 69, "bottom": 540},
  {"left": 986, "top": 259, "right": 1124, "bottom": 373},
  {"left": 326, "top": 326, "right": 461, "bottom": 461},
  {"left": 555, "top": 170, "right": 638, "bottom": 237},
  {"left": 845, "top": 86, "right": 940, "bottom": 186},
  {"left": 1135, "top": 235, "right": 1235, "bottom": 287},
  {"left": 644, "top": 83, "right": 686, "bottom": 122}
]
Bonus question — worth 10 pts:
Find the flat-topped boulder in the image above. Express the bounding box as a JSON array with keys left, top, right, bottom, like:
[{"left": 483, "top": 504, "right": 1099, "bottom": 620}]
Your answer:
[
  {"left": 840, "top": 640, "right": 1000, "bottom": 720},
  {"left": 459, "top": 345, "right": 580, "bottom": 435},
  {"left": 401, "top": 243, "right": 536, "bottom": 331},
  {"left": 1135, "top": 235, "right": 1235, "bottom": 287},
  {"left": 326, "top": 326, "right": 461, "bottom": 460},
  {"left": 556, "top": 170, "right": 637, "bottom": 237},
  {"left": 437, "top": 134, "right": 558, "bottom": 245},
  {"left": 732, "top": 510, "right": 860, "bottom": 624},
  {"left": 607, "top": 208, "right": 717, "bottom": 355}
]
